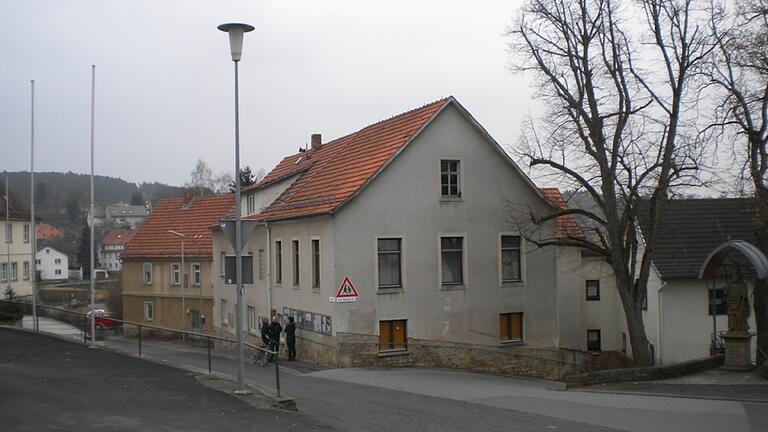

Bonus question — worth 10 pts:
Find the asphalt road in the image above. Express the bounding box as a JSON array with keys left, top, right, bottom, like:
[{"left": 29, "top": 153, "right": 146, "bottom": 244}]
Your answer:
[
  {"left": 0, "top": 328, "right": 333, "bottom": 432},
  {"left": 5, "top": 325, "right": 768, "bottom": 432}
]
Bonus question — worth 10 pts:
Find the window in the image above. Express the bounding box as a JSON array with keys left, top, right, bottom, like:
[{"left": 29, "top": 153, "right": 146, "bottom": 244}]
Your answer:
[
  {"left": 499, "top": 312, "right": 523, "bottom": 342},
  {"left": 440, "top": 236, "right": 464, "bottom": 285},
  {"left": 143, "top": 263, "right": 152, "bottom": 284},
  {"left": 500, "top": 235, "right": 521, "bottom": 282},
  {"left": 11, "top": 262, "right": 17, "bottom": 281},
  {"left": 220, "top": 299, "right": 229, "bottom": 324},
  {"left": 621, "top": 332, "right": 627, "bottom": 354},
  {"left": 4, "top": 223, "right": 11, "bottom": 243},
  {"left": 379, "top": 319, "right": 407, "bottom": 352},
  {"left": 246, "top": 194, "right": 256, "bottom": 214},
  {"left": 377, "top": 238, "right": 402, "bottom": 288},
  {"left": 191, "top": 263, "right": 201, "bottom": 286},
  {"left": 23, "top": 224, "right": 30, "bottom": 243},
  {"left": 311, "top": 239, "right": 320, "bottom": 288},
  {"left": 292, "top": 240, "right": 300, "bottom": 286},
  {"left": 587, "top": 329, "right": 601, "bottom": 352},
  {"left": 144, "top": 302, "right": 154, "bottom": 321},
  {"left": 258, "top": 249, "right": 265, "bottom": 281},
  {"left": 220, "top": 251, "right": 226, "bottom": 276},
  {"left": 641, "top": 282, "right": 648, "bottom": 310},
  {"left": 275, "top": 241, "right": 283, "bottom": 284},
  {"left": 23, "top": 261, "right": 29, "bottom": 280},
  {"left": 54, "top": 269, "right": 61, "bottom": 276},
  {"left": 35, "top": 259, "right": 40, "bottom": 265},
  {"left": 247, "top": 305, "right": 256, "bottom": 331},
  {"left": 709, "top": 286, "right": 725, "bottom": 315},
  {"left": 586, "top": 280, "right": 600, "bottom": 301},
  {"left": 0, "top": 263, "right": 6, "bottom": 282},
  {"left": 54, "top": 258, "right": 61, "bottom": 265},
  {"left": 440, "top": 159, "right": 461, "bottom": 197},
  {"left": 171, "top": 263, "right": 181, "bottom": 285}
]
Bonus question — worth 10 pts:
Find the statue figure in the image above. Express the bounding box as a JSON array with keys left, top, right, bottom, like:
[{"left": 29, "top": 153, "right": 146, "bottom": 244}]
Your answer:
[{"left": 726, "top": 264, "right": 750, "bottom": 333}]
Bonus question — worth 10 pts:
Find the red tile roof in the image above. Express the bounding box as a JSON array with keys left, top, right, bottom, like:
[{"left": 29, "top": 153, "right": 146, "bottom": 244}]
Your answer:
[
  {"left": 122, "top": 194, "right": 234, "bottom": 259},
  {"left": 36, "top": 224, "right": 63, "bottom": 240},
  {"left": 242, "top": 98, "right": 450, "bottom": 221},
  {"left": 539, "top": 188, "right": 585, "bottom": 239},
  {"left": 101, "top": 228, "right": 138, "bottom": 246}
]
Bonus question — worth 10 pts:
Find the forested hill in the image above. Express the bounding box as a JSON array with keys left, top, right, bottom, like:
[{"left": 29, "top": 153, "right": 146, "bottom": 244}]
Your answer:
[{"left": 0, "top": 171, "right": 186, "bottom": 213}]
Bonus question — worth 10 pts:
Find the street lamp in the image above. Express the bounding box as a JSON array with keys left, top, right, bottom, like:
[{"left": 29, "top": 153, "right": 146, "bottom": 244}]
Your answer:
[
  {"left": 168, "top": 230, "right": 204, "bottom": 339},
  {"left": 218, "top": 21, "right": 253, "bottom": 392}
]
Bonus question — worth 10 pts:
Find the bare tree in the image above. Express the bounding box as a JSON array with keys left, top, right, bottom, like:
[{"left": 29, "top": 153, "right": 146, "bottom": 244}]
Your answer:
[
  {"left": 509, "top": 0, "right": 715, "bottom": 365},
  {"left": 708, "top": 0, "right": 768, "bottom": 365}
]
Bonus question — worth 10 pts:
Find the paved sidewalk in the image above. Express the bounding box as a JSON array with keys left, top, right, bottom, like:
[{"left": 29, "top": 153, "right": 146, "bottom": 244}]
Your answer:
[{"left": 22, "top": 315, "right": 83, "bottom": 340}]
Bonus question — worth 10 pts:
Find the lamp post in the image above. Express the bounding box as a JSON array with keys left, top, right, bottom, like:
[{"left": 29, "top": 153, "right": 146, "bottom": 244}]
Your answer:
[
  {"left": 168, "top": 230, "right": 204, "bottom": 338},
  {"left": 218, "top": 22, "right": 254, "bottom": 392},
  {"left": 88, "top": 65, "right": 97, "bottom": 347},
  {"left": 30, "top": 80, "right": 38, "bottom": 332}
]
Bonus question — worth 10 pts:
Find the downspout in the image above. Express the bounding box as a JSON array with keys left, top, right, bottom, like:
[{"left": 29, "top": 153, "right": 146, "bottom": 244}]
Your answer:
[
  {"left": 657, "top": 280, "right": 667, "bottom": 365},
  {"left": 266, "top": 221, "right": 272, "bottom": 315}
]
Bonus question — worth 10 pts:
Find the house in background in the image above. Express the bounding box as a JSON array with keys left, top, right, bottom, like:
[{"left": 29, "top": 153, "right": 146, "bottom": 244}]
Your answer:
[
  {"left": 36, "top": 224, "right": 63, "bottom": 241},
  {"left": 121, "top": 194, "right": 234, "bottom": 334},
  {"left": 99, "top": 228, "right": 138, "bottom": 271},
  {"left": 577, "top": 198, "right": 758, "bottom": 365},
  {"left": 105, "top": 204, "right": 150, "bottom": 228},
  {"left": 36, "top": 246, "right": 69, "bottom": 281},
  {"left": 211, "top": 97, "right": 589, "bottom": 379},
  {"left": 1, "top": 182, "right": 33, "bottom": 297}
]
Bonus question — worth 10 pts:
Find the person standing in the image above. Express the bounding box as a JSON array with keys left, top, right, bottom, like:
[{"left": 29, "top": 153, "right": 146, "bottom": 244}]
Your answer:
[
  {"left": 285, "top": 316, "right": 297, "bottom": 361},
  {"left": 269, "top": 316, "right": 283, "bottom": 353},
  {"left": 260, "top": 318, "right": 271, "bottom": 346}
]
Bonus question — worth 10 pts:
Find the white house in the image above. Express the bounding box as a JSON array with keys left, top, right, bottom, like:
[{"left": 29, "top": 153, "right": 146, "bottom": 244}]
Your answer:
[
  {"left": 36, "top": 246, "right": 69, "bottom": 280},
  {"left": 577, "top": 198, "right": 758, "bottom": 365},
  {"left": 211, "top": 98, "right": 591, "bottom": 378},
  {"left": 1, "top": 184, "right": 33, "bottom": 297},
  {"left": 99, "top": 228, "right": 137, "bottom": 271}
]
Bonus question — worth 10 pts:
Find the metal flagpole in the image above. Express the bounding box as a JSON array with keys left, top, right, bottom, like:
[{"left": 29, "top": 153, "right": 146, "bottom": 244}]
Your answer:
[
  {"left": 89, "top": 65, "right": 96, "bottom": 346},
  {"left": 30, "top": 80, "right": 38, "bottom": 332},
  {"left": 5, "top": 177, "right": 10, "bottom": 297}
]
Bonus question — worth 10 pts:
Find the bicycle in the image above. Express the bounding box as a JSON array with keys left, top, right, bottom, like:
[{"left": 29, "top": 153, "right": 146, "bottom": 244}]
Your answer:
[{"left": 251, "top": 342, "right": 276, "bottom": 366}]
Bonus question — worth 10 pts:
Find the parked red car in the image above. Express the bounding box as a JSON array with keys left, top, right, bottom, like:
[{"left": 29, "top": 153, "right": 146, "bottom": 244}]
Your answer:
[{"left": 84, "top": 310, "right": 118, "bottom": 333}]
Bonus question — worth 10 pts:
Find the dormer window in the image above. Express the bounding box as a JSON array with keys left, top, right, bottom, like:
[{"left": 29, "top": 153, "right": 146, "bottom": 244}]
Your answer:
[{"left": 440, "top": 160, "right": 461, "bottom": 197}]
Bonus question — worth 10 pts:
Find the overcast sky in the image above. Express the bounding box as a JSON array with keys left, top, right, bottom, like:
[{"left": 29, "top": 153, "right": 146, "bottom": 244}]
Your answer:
[{"left": 0, "top": 0, "right": 533, "bottom": 186}]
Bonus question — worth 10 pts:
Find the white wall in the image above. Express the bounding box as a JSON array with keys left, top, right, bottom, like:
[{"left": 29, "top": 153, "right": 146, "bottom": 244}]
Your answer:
[
  {"left": 36, "top": 246, "right": 68, "bottom": 280},
  {"left": 332, "top": 103, "right": 563, "bottom": 348}
]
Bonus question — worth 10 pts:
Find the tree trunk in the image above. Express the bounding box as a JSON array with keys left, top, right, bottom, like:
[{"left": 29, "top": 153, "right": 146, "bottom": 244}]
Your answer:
[{"left": 616, "top": 274, "right": 654, "bottom": 366}]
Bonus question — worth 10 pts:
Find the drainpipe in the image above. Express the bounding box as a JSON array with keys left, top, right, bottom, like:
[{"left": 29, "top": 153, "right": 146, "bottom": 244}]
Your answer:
[
  {"left": 657, "top": 280, "right": 667, "bottom": 365},
  {"left": 266, "top": 221, "right": 272, "bottom": 315}
]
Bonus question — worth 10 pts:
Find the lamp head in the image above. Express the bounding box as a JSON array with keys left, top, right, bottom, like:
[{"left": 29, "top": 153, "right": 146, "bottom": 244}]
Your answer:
[{"left": 217, "top": 23, "right": 255, "bottom": 62}]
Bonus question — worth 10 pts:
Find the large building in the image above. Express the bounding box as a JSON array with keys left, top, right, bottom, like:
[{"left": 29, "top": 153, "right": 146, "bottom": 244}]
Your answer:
[
  {"left": 121, "top": 194, "right": 234, "bottom": 334},
  {"left": 1, "top": 182, "right": 33, "bottom": 298},
  {"left": 211, "top": 97, "right": 590, "bottom": 378},
  {"left": 99, "top": 228, "right": 138, "bottom": 271}
]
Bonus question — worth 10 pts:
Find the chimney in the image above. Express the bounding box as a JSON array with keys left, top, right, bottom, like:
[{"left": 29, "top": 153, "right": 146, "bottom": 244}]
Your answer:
[{"left": 311, "top": 133, "right": 322, "bottom": 151}]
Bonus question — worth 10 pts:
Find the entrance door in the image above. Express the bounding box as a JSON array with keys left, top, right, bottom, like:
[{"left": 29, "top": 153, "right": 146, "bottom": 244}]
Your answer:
[{"left": 191, "top": 310, "right": 201, "bottom": 332}]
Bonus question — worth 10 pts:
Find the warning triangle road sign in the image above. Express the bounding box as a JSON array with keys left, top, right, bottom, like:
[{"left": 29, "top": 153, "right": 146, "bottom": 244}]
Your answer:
[{"left": 335, "top": 275, "right": 359, "bottom": 298}]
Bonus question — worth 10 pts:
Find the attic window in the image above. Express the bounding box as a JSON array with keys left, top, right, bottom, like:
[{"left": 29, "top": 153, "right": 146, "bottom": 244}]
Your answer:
[{"left": 295, "top": 157, "right": 303, "bottom": 165}]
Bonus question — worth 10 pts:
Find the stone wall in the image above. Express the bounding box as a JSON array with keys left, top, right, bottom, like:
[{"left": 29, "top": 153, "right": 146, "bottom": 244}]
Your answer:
[
  {"left": 566, "top": 354, "right": 725, "bottom": 386},
  {"left": 296, "top": 332, "right": 595, "bottom": 381}
]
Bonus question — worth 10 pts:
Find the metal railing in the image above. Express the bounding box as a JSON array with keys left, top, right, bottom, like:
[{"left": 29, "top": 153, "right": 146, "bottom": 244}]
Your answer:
[{"left": 0, "top": 299, "right": 281, "bottom": 397}]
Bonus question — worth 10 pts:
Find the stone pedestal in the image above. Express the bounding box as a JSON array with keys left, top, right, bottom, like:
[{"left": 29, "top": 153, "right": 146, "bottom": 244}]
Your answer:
[{"left": 721, "top": 332, "right": 754, "bottom": 371}]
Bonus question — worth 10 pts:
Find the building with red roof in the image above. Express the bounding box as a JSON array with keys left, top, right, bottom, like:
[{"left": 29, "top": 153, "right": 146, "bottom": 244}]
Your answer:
[
  {"left": 209, "top": 97, "right": 600, "bottom": 379},
  {"left": 98, "top": 228, "right": 138, "bottom": 271},
  {"left": 36, "top": 224, "right": 63, "bottom": 241},
  {"left": 121, "top": 194, "right": 234, "bottom": 334}
]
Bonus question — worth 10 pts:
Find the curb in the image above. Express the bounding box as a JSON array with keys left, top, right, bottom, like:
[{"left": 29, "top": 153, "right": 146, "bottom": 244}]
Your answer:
[
  {"left": 570, "top": 387, "right": 768, "bottom": 404},
  {"left": 0, "top": 325, "right": 297, "bottom": 411}
]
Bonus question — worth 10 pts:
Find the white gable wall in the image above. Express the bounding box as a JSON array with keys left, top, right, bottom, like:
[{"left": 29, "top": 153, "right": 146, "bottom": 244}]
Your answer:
[{"left": 332, "top": 103, "right": 566, "bottom": 348}]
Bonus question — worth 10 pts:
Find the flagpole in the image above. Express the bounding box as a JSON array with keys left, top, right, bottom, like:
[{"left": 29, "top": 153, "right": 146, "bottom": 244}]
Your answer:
[
  {"left": 89, "top": 65, "right": 96, "bottom": 346},
  {"left": 30, "top": 80, "right": 38, "bottom": 332}
]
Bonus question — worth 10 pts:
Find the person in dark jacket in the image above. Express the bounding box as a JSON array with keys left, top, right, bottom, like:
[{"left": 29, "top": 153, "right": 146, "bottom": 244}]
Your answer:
[
  {"left": 285, "top": 316, "right": 297, "bottom": 361},
  {"left": 260, "top": 318, "right": 271, "bottom": 346},
  {"left": 269, "top": 316, "right": 283, "bottom": 352}
]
